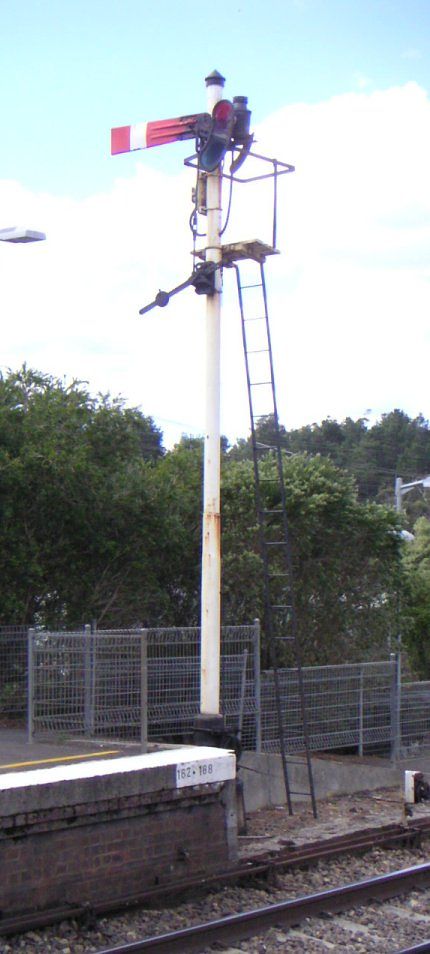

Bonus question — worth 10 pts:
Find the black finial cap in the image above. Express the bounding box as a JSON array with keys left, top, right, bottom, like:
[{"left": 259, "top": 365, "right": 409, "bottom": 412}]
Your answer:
[{"left": 205, "top": 69, "right": 226, "bottom": 87}]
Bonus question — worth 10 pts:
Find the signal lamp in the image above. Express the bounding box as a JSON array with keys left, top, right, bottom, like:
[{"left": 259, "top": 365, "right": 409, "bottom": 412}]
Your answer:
[
  {"left": 199, "top": 99, "right": 235, "bottom": 172},
  {"left": 232, "top": 96, "right": 251, "bottom": 144},
  {"left": 191, "top": 262, "right": 216, "bottom": 296}
]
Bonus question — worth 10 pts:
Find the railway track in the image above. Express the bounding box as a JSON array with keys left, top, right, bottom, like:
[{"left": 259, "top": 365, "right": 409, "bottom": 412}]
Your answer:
[
  {"left": 91, "top": 863, "right": 430, "bottom": 953},
  {"left": 0, "top": 819, "right": 425, "bottom": 938}
]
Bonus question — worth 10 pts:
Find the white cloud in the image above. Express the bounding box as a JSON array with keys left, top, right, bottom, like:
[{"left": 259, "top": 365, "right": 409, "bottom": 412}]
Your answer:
[
  {"left": 353, "top": 73, "right": 373, "bottom": 90},
  {"left": 1, "top": 82, "right": 430, "bottom": 447},
  {"left": 401, "top": 48, "right": 422, "bottom": 61}
]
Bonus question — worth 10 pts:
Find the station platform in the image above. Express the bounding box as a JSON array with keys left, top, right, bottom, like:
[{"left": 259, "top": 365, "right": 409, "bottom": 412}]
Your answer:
[
  {"left": 0, "top": 726, "right": 143, "bottom": 774},
  {"left": 0, "top": 732, "right": 238, "bottom": 917}
]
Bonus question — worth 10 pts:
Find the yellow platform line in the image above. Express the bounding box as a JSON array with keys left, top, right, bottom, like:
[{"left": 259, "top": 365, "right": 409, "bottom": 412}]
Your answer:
[{"left": 0, "top": 750, "right": 120, "bottom": 770}]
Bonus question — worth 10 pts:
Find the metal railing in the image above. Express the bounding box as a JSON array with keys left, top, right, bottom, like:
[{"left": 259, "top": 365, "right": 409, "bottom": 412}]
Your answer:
[
  {"left": 28, "top": 626, "right": 148, "bottom": 747},
  {"left": 27, "top": 624, "right": 260, "bottom": 749},
  {"left": 145, "top": 623, "right": 260, "bottom": 747},
  {"left": 3, "top": 623, "right": 430, "bottom": 761},
  {"left": 260, "top": 660, "right": 399, "bottom": 757},
  {"left": 401, "top": 680, "right": 430, "bottom": 756}
]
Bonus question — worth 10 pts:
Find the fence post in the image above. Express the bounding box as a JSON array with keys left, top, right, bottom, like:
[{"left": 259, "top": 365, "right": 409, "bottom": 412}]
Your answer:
[
  {"left": 27, "top": 628, "right": 34, "bottom": 744},
  {"left": 390, "top": 652, "right": 401, "bottom": 762},
  {"left": 237, "top": 649, "right": 248, "bottom": 743},
  {"left": 140, "top": 629, "right": 148, "bottom": 753},
  {"left": 253, "top": 619, "right": 262, "bottom": 752},
  {"left": 358, "top": 665, "right": 364, "bottom": 757},
  {"left": 84, "top": 624, "right": 94, "bottom": 737}
]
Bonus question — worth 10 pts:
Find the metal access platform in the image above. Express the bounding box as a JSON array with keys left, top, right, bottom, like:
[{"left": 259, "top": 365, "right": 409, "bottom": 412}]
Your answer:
[{"left": 195, "top": 238, "right": 279, "bottom": 266}]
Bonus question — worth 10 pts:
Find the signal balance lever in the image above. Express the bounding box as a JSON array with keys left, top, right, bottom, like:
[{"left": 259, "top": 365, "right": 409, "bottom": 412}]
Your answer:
[{"left": 138, "top": 261, "right": 219, "bottom": 315}]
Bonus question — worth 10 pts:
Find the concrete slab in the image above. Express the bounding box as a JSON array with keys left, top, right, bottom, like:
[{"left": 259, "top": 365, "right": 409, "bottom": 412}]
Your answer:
[
  {"left": 240, "top": 750, "right": 430, "bottom": 811},
  {"left": 0, "top": 727, "right": 144, "bottom": 774},
  {"left": 0, "top": 745, "right": 236, "bottom": 813}
]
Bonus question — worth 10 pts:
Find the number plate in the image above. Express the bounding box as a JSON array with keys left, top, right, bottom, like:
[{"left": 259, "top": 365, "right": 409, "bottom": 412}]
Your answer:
[{"left": 175, "top": 754, "right": 235, "bottom": 788}]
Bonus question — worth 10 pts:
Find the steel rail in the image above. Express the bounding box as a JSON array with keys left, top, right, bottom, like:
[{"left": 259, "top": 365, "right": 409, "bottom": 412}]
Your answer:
[
  {"left": 395, "top": 944, "right": 430, "bottom": 953},
  {"left": 94, "top": 862, "right": 430, "bottom": 954},
  {"left": 0, "top": 820, "right": 426, "bottom": 938}
]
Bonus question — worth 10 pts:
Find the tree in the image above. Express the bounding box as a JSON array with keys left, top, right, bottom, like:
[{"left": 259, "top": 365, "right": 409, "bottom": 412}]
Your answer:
[
  {"left": 402, "top": 517, "right": 430, "bottom": 678},
  {"left": 0, "top": 368, "right": 412, "bottom": 668},
  {"left": 151, "top": 436, "right": 204, "bottom": 626},
  {"left": 221, "top": 451, "right": 403, "bottom": 666},
  {"left": 228, "top": 410, "right": 430, "bottom": 517},
  {"left": 0, "top": 367, "right": 167, "bottom": 627}
]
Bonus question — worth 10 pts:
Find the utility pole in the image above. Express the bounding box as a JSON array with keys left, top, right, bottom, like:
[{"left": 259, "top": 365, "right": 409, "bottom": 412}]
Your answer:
[
  {"left": 197, "top": 70, "right": 225, "bottom": 738},
  {"left": 395, "top": 475, "right": 430, "bottom": 512}
]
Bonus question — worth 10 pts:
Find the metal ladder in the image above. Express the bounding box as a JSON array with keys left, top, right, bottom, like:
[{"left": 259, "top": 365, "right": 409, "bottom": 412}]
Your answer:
[{"left": 230, "top": 249, "right": 317, "bottom": 818}]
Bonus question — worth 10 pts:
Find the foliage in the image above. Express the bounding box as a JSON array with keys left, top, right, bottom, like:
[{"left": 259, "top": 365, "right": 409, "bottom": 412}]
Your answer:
[
  {"left": 402, "top": 518, "right": 430, "bottom": 678},
  {"left": 222, "top": 451, "right": 403, "bottom": 666},
  {"left": 0, "top": 367, "right": 171, "bottom": 627},
  {"left": 0, "top": 367, "right": 420, "bottom": 669},
  {"left": 229, "top": 410, "right": 430, "bottom": 519},
  {"left": 151, "top": 436, "right": 204, "bottom": 625}
]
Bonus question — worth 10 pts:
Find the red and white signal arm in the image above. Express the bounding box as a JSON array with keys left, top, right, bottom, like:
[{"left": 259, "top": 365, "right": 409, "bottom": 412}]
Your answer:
[{"left": 111, "top": 113, "right": 202, "bottom": 155}]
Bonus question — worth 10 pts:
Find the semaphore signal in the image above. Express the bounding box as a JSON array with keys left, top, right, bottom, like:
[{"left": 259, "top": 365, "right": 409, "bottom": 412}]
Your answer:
[
  {"left": 111, "top": 113, "right": 205, "bottom": 155},
  {"left": 110, "top": 71, "right": 317, "bottom": 817}
]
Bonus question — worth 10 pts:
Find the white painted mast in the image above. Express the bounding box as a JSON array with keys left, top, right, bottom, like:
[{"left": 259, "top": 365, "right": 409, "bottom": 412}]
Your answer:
[{"left": 200, "top": 70, "right": 225, "bottom": 723}]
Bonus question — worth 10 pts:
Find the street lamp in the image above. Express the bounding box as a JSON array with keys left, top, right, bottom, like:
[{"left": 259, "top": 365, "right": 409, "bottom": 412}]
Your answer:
[
  {"left": 0, "top": 227, "right": 46, "bottom": 244},
  {"left": 395, "top": 475, "right": 430, "bottom": 512}
]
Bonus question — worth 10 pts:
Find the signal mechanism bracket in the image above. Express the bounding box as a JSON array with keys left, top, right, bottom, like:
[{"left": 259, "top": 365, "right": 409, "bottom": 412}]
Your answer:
[{"left": 195, "top": 239, "right": 279, "bottom": 266}]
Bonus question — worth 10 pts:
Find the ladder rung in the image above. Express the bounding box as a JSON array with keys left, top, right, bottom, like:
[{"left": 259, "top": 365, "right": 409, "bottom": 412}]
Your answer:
[{"left": 237, "top": 259, "right": 317, "bottom": 819}]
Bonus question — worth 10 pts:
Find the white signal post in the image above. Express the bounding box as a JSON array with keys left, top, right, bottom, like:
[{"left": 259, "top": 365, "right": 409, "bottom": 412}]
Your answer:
[
  {"left": 199, "top": 70, "right": 224, "bottom": 727},
  {"left": 111, "top": 71, "right": 228, "bottom": 735}
]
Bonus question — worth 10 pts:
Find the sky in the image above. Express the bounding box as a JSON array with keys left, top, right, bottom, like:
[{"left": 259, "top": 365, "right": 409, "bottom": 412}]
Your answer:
[{"left": 1, "top": 0, "right": 429, "bottom": 448}]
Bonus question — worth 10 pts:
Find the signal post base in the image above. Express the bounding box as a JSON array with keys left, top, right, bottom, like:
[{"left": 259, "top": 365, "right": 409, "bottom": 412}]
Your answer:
[{"left": 193, "top": 712, "right": 226, "bottom": 748}]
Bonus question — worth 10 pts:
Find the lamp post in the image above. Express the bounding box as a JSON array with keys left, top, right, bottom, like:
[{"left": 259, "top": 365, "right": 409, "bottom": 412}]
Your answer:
[
  {"left": 0, "top": 227, "right": 46, "bottom": 244},
  {"left": 395, "top": 475, "right": 430, "bottom": 512}
]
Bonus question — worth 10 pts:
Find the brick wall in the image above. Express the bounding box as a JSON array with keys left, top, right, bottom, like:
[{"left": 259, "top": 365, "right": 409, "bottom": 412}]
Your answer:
[{"left": 0, "top": 782, "right": 236, "bottom": 915}]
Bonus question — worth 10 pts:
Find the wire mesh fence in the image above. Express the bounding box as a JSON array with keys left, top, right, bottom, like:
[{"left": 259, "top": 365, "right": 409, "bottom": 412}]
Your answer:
[
  {"left": 145, "top": 624, "right": 260, "bottom": 747},
  {"left": 3, "top": 622, "right": 430, "bottom": 760},
  {"left": 260, "top": 661, "right": 398, "bottom": 756},
  {"left": 28, "top": 628, "right": 94, "bottom": 737},
  {"left": 28, "top": 624, "right": 260, "bottom": 748},
  {"left": 401, "top": 680, "right": 430, "bottom": 755}
]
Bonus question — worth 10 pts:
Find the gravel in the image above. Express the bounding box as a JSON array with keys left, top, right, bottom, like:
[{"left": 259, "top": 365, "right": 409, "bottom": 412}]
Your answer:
[{"left": 2, "top": 787, "right": 430, "bottom": 954}]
